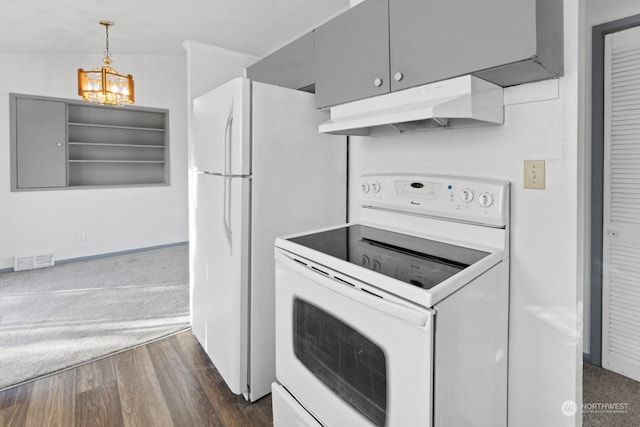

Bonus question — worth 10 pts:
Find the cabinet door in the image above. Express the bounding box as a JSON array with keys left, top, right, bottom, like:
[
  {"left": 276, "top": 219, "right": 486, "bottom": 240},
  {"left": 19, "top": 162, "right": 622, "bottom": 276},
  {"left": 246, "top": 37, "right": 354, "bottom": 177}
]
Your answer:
[
  {"left": 314, "top": 0, "right": 390, "bottom": 108},
  {"left": 247, "top": 32, "right": 316, "bottom": 91},
  {"left": 389, "top": 0, "right": 537, "bottom": 92},
  {"left": 16, "top": 98, "right": 67, "bottom": 188}
]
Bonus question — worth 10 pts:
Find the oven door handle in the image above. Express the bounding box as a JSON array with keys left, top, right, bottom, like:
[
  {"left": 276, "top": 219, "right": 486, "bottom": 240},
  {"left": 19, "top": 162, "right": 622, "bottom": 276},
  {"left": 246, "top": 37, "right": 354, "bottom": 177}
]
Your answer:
[
  {"left": 327, "top": 277, "right": 431, "bottom": 326},
  {"left": 280, "top": 253, "right": 432, "bottom": 327}
]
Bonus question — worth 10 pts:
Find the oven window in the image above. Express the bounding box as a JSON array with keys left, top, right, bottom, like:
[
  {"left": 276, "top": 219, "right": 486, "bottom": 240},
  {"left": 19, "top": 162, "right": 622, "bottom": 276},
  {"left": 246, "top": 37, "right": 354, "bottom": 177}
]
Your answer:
[{"left": 293, "top": 298, "right": 387, "bottom": 427}]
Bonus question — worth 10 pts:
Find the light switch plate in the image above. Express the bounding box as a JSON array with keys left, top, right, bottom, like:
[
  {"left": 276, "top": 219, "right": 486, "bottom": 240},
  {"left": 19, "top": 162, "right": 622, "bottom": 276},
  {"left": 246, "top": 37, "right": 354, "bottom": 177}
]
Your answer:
[{"left": 524, "top": 160, "right": 545, "bottom": 189}]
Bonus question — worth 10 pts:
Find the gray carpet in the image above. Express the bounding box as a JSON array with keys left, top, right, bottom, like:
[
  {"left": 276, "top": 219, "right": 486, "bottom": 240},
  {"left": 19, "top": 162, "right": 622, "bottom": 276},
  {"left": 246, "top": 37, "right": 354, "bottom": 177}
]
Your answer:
[
  {"left": 584, "top": 362, "right": 640, "bottom": 426},
  {"left": 0, "top": 244, "right": 190, "bottom": 390}
]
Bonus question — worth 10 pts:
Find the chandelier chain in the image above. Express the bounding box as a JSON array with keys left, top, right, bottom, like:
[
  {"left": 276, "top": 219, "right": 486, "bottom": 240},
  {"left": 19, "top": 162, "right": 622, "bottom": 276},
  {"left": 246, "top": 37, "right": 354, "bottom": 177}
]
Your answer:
[{"left": 104, "top": 23, "right": 111, "bottom": 59}]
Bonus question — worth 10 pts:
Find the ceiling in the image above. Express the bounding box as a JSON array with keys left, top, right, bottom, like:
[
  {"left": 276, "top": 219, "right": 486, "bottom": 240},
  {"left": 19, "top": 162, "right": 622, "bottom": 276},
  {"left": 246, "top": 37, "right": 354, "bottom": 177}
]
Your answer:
[{"left": 0, "top": 0, "right": 349, "bottom": 57}]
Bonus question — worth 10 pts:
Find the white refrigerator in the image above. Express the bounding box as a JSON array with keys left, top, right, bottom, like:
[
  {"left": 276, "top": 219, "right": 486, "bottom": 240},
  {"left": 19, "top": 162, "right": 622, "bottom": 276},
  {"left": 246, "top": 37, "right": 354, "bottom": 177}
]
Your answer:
[{"left": 189, "top": 77, "right": 346, "bottom": 402}]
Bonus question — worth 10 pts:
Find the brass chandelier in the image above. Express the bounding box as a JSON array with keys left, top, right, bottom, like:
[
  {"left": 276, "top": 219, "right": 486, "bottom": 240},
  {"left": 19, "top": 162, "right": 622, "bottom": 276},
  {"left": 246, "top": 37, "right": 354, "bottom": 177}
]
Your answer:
[{"left": 78, "top": 20, "right": 134, "bottom": 107}]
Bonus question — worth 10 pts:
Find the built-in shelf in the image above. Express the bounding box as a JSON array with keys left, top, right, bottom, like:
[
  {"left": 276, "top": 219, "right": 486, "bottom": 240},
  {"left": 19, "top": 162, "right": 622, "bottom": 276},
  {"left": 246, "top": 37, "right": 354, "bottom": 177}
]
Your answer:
[
  {"left": 68, "top": 122, "right": 166, "bottom": 132},
  {"left": 67, "top": 102, "right": 169, "bottom": 187},
  {"left": 68, "top": 160, "right": 166, "bottom": 164},
  {"left": 11, "top": 93, "right": 170, "bottom": 191},
  {"left": 68, "top": 142, "right": 165, "bottom": 148}
]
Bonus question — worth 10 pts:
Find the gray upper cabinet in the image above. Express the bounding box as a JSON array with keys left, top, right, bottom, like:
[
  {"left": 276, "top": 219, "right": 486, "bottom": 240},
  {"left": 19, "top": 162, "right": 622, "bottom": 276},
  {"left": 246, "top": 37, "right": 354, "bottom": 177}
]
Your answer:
[
  {"left": 390, "top": 0, "right": 563, "bottom": 90},
  {"left": 391, "top": 0, "right": 544, "bottom": 91},
  {"left": 314, "top": 0, "right": 390, "bottom": 108},
  {"left": 247, "top": 32, "right": 316, "bottom": 92},
  {"left": 15, "top": 98, "right": 67, "bottom": 189},
  {"left": 473, "top": 0, "right": 564, "bottom": 86},
  {"left": 314, "top": 0, "right": 563, "bottom": 108}
]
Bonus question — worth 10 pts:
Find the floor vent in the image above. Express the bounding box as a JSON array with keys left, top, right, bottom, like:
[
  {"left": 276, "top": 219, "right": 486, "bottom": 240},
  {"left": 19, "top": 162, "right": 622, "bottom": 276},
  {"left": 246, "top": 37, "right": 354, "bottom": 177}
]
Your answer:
[{"left": 13, "top": 253, "right": 55, "bottom": 271}]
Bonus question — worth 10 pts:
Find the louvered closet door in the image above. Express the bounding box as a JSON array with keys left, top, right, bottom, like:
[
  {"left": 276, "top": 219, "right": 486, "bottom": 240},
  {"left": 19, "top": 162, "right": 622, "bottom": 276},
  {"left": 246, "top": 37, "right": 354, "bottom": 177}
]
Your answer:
[{"left": 603, "top": 25, "right": 640, "bottom": 380}]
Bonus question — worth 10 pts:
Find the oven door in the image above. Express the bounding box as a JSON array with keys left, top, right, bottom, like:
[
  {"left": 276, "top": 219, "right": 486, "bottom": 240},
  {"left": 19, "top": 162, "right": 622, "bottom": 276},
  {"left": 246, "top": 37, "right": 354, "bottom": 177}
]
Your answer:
[{"left": 275, "top": 249, "right": 435, "bottom": 427}]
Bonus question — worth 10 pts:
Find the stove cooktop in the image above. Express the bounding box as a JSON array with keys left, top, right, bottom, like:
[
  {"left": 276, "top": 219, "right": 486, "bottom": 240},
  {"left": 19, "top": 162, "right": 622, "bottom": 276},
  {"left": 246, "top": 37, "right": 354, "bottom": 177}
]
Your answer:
[{"left": 288, "top": 224, "right": 490, "bottom": 290}]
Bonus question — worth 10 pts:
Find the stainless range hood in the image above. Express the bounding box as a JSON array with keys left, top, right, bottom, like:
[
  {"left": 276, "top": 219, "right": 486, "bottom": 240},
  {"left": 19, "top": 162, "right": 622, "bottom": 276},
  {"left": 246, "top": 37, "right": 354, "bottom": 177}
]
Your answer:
[{"left": 318, "top": 75, "right": 504, "bottom": 136}]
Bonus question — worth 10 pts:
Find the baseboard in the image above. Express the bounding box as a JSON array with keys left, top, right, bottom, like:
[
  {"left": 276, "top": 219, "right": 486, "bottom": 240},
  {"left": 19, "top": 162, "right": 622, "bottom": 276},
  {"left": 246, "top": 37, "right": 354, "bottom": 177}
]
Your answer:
[
  {"left": 584, "top": 352, "right": 595, "bottom": 365},
  {"left": 0, "top": 241, "right": 189, "bottom": 273}
]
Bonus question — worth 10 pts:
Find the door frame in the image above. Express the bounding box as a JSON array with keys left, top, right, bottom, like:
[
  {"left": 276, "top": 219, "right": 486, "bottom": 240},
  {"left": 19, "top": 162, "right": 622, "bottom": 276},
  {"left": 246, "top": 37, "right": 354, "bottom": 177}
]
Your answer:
[{"left": 590, "top": 13, "right": 640, "bottom": 366}]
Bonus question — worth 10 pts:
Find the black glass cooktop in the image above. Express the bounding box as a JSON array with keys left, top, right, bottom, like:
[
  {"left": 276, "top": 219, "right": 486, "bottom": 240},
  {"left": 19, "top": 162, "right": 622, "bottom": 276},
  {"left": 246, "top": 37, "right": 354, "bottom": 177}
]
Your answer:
[{"left": 288, "top": 224, "right": 490, "bottom": 290}]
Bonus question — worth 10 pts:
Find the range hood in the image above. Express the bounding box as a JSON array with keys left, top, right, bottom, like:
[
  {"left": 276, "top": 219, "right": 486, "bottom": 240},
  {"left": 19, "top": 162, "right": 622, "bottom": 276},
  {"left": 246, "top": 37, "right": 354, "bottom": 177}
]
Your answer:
[{"left": 318, "top": 75, "right": 504, "bottom": 136}]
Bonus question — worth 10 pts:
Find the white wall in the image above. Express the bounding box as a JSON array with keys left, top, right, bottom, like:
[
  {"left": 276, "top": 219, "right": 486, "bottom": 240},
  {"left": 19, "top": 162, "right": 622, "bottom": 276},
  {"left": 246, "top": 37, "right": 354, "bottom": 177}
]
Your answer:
[
  {"left": 0, "top": 53, "right": 189, "bottom": 269},
  {"left": 183, "top": 40, "right": 258, "bottom": 101},
  {"left": 347, "top": 1, "right": 581, "bottom": 425},
  {"left": 587, "top": 0, "right": 640, "bottom": 25},
  {"left": 582, "top": 0, "right": 640, "bottom": 356}
]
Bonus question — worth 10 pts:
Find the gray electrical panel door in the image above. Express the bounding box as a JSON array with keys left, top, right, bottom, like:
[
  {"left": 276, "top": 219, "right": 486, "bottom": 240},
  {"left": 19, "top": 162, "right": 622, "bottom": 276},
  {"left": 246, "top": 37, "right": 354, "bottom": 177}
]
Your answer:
[
  {"left": 314, "top": 0, "right": 390, "bottom": 108},
  {"left": 16, "top": 98, "right": 67, "bottom": 188}
]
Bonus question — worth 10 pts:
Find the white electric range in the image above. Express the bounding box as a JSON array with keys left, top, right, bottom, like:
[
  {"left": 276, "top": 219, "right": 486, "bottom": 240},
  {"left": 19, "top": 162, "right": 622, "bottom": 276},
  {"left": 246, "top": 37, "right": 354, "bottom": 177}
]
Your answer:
[{"left": 272, "top": 174, "right": 510, "bottom": 427}]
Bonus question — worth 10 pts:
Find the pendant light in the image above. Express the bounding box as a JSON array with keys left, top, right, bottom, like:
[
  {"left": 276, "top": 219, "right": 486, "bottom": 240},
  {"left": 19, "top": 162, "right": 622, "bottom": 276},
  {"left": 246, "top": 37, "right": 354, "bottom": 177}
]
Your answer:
[{"left": 77, "top": 20, "right": 135, "bottom": 107}]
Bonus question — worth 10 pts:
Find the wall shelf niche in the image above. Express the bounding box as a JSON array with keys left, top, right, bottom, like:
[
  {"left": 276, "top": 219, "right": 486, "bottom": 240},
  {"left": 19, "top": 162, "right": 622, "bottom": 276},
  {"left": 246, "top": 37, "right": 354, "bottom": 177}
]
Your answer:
[{"left": 10, "top": 93, "right": 170, "bottom": 191}]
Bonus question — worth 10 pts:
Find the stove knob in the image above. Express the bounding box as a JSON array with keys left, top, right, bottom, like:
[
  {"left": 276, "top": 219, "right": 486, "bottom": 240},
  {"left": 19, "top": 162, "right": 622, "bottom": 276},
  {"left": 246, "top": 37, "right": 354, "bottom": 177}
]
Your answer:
[
  {"left": 362, "top": 183, "right": 370, "bottom": 194},
  {"left": 478, "top": 193, "right": 494, "bottom": 207},
  {"left": 371, "top": 182, "right": 381, "bottom": 193},
  {"left": 460, "top": 189, "right": 474, "bottom": 203}
]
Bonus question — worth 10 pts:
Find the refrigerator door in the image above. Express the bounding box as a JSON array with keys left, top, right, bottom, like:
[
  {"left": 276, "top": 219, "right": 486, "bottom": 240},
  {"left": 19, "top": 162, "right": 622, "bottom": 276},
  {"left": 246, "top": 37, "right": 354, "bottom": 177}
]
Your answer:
[
  {"left": 192, "top": 78, "right": 250, "bottom": 176},
  {"left": 191, "top": 172, "right": 250, "bottom": 395}
]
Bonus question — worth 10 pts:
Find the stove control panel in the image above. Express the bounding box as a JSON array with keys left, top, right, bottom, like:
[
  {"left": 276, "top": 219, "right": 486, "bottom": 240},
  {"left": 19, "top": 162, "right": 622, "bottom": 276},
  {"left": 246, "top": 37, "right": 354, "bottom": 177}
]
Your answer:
[
  {"left": 395, "top": 180, "right": 440, "bottom": 200},
  {"left": 360, "top": 174, "right": 510, "bottom": 228}
]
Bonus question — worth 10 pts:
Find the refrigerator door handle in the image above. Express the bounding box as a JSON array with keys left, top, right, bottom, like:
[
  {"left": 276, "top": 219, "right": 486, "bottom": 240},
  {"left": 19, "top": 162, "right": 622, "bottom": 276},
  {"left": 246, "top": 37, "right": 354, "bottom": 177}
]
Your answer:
[
  {"left": 223, "top": 177, "right": 233, "bottom": 254},
  {"left": 224, "top": 102, "right": 234, "bottom": 176}
]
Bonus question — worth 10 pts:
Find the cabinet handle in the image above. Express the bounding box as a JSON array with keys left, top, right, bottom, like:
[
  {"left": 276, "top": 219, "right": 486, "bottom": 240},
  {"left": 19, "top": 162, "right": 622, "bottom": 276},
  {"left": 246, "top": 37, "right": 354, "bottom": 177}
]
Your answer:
[
  {"left": 56, "top": 142, "right": 63, "bottom": 147},
  {"left": 373, "top": 77, "right": 383, "bottom": 87},
  {"left": 394, "top": 72, "right": 404, "bottom": 81}
]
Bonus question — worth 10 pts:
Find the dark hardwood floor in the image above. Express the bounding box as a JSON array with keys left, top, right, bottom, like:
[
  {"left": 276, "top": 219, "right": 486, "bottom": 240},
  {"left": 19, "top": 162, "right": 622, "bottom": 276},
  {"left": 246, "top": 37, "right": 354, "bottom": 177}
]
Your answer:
[{"left": 0, "top": 331, "right": 273, "bottom": 426}]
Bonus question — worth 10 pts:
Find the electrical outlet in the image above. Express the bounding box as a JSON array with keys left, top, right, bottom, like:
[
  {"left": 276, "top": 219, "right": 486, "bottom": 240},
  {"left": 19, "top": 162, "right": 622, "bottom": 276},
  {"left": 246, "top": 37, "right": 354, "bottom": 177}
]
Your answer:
[
  {"left": 76, "top": 231, "right": 87, "bottom": 243},
  {"left": 524, "top": 160, "right": 545, "bottom": 190}
]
